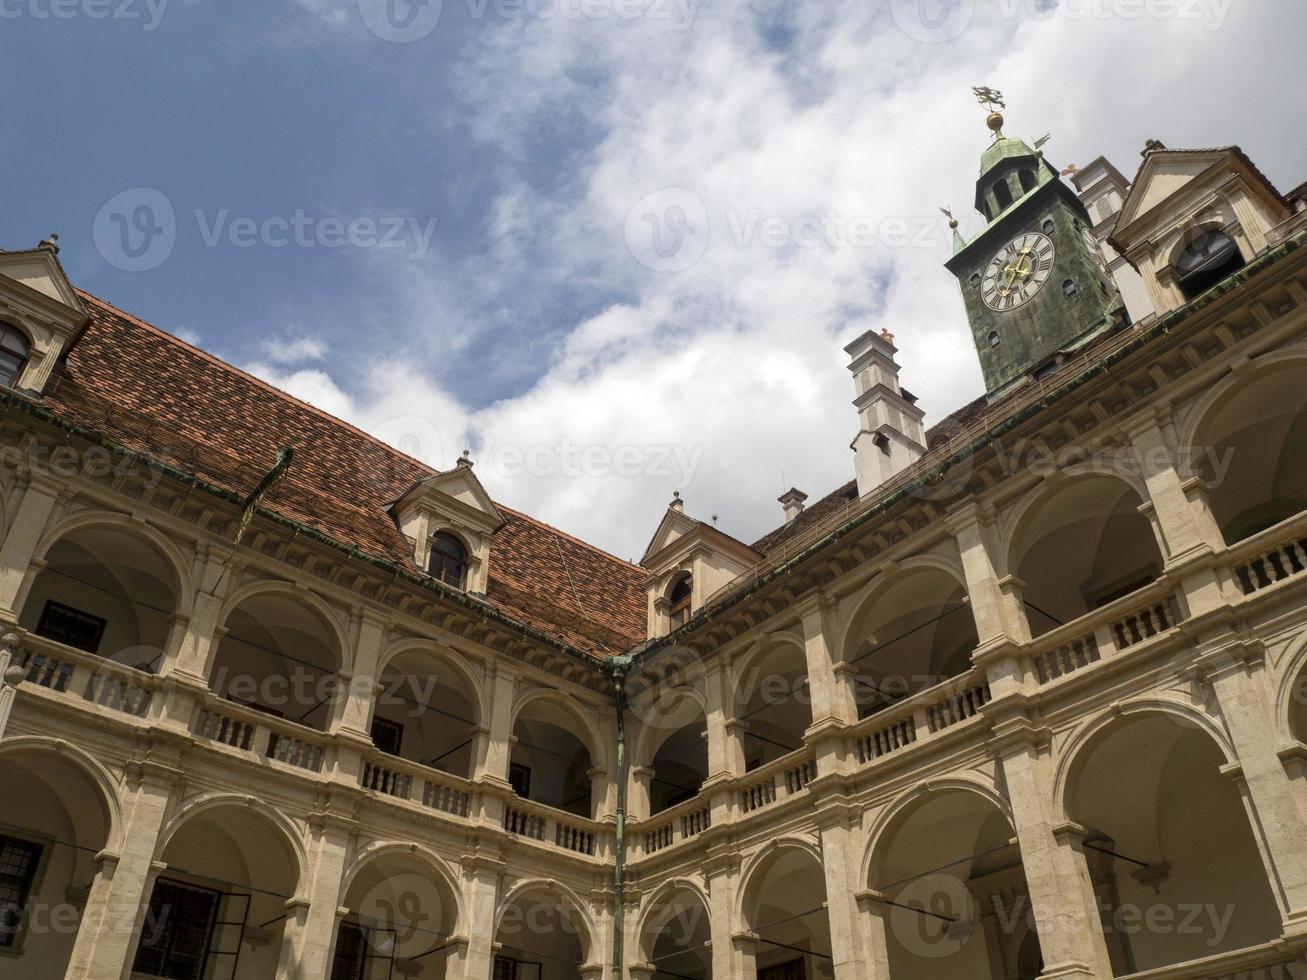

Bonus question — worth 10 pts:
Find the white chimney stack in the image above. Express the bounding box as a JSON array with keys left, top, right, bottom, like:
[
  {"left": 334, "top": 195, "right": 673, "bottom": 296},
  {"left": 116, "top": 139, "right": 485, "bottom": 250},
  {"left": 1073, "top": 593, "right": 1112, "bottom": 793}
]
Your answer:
[
  {"left": 846, "top": 329, "right": 927, "bottom": 498},
  {"left": 778, "top": 487, "right": 808, "bottom": 523}
]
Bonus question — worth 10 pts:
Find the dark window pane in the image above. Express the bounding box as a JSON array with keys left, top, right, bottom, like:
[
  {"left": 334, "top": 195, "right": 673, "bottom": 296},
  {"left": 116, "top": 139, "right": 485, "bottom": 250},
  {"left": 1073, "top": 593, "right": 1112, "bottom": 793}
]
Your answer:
[
  {"left": 132, "top": 879, "right": 221, "bottom": 980},
  {"left": 0, "top": 836, "right": 43, "bottom": 948},
  {"left": 370, "top": 716, "right": 404, "bottom": 756},
  {"left": 428, "top": 532, "right": 469, "bottom": 589},
  {"left": 35, "top": 600, "right": 107, "bottom": 653}
]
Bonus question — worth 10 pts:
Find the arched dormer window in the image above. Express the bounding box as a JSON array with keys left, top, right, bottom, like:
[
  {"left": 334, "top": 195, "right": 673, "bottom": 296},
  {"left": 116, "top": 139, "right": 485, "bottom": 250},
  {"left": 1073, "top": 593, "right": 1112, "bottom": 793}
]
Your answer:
[
  {"left": 0, "top": 324, "right": 30, "bottom": 389},
  {"left": 1019, "top": 169, "right": 1037, "bottom": 193},
  {"left": 993, "top": 180, "right": 1014, "bottom": 212},
  {"left": 428, "top": 531, "right": 469, "bottom": 589},
  {"left": 1176, "top": 229, "right": 1246, "bottom": 301},
  {"left": 668, "top": 575, "right": 692, "bottom": 629}
]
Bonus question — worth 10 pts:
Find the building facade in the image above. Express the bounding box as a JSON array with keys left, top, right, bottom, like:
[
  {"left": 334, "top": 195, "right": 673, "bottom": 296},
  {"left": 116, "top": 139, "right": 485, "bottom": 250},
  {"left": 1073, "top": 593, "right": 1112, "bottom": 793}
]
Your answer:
[{"left": 1, "top": 115, "right": 1307, "bottom": 980}]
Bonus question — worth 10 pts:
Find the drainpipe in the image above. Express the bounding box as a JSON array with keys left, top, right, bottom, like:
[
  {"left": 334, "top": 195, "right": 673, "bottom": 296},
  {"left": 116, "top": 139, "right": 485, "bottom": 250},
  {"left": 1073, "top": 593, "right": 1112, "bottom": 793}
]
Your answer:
[{"left": 609, "top": 656, "right": 631, "bottom": 980}]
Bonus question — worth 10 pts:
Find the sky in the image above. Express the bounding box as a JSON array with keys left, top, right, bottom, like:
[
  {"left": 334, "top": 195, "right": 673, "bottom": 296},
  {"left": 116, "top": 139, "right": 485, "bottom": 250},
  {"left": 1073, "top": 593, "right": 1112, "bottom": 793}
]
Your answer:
[{"left": 4, "top": 0, "right": 1305, "bottom": 560}]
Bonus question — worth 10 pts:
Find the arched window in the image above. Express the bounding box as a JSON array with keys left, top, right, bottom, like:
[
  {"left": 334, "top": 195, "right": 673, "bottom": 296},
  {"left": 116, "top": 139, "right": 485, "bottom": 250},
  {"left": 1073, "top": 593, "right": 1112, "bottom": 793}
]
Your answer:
[
  {"left": 1176, "top": 230, "right": 1246, "bottom": 301},
  {"left": 988, "top": 331, "right": 1001, "bottom": 348},
  {"left": 0, "top": 325, "right": 30, "bottom": 388},
  {"left": 969, "top": 272, "right": 982, "bottom": 289},
  {"left": 1042, "top": 218, "right": 1056, "bottom": 235},
  {"left": 1063, "top": 278, "right": 1079, "bottom": 298},
  {"left": 428, "top": 531, "right": 469, "bottom": 589},
  {"left": 993, "top": 180, "right": 1014, "bottom": 211},
  {"left": 668, "top": 575, "right": 692, "bottom": 629},
  {"left": 1019, "top": 169, "right": 1037, "bottom": 193}
]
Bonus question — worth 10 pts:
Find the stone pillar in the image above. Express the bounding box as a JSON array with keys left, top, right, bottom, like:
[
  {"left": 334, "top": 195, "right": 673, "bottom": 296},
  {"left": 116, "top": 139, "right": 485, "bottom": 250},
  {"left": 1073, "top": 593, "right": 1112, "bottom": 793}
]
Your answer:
[
  {"left": 817, "top": 808, "right": 870, "bottom": 980},
  {"left": 852, "top": 893, "right": 892, "bottom": 980},
  {"left": 702, "top": 662, "right": 738, "bottom": 781},
  {"left": 1198, "top": 639, "right": 1307, "bottom": 934},
  {"left": 949, "top": 504, "right": 1028, "bottom": 648},
  {"left": 630, "top": 766, "right": 656, "bottom": 821},
  {"left": 64, "top": 761, "right": 177, "bottom": 980},
  {"left": 0, "top": 633, "right": 24, "bottom": 739},
  {"left": 460, "top": 857, "right": 504, "bottom": 980},
  {"left": 476, "top": 663, "right": 517, "bottom": 784},
  {"left": 276, "top": 809, "right": 353, "bottom": 980},
  {"left": 705, "top": 857, "right": 741, "bottom": 980},
  {"left": 166, "top": 545, "right": 234, "bottom": 681},
  {"left": 0, "top": 473, "right": 62, "bottom": 616},
  {"left": 331, "top": 609, "right": 388, "bottom": 738},
  {"left": 798, "top": 596, "right": 848, "bottom": 729},
  {"left": 997, "top": 732, "right": 1114, "bottom": 979}
]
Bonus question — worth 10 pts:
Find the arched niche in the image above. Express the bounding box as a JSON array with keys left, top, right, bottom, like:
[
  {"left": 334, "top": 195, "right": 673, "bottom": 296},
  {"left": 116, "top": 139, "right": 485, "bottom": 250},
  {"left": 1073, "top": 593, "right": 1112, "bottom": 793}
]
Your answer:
[
  {"left": 510, "top": 696, "right": 597, "bottom": 818},
  {"left": 372, "top": 646, "right": 482, "bottom": 779}
]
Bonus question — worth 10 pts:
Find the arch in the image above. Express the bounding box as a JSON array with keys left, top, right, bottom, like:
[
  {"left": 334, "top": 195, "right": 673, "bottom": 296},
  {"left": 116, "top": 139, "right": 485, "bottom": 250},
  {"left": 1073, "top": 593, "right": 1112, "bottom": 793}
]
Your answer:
[
  {"left": 374, "top": 638, "right": 489, "bottom": 724},
  {"left": 494, "top": 877, "right": 599, "bottom": 972},
  {"left": 835, "top": 555, "right": 969, "bottom": 662},
  {"left": 155, "top": 792, "right": 308, "bottom": 897},
  {"left": 736, "top": 836, "right": 832, "bottom": 979},
  {"left": 999, "top": 468, "right": 1153, "bottom": 570},
  {"left": 339, "top": 841, "right": 466, "bottom": 926},
  {"left": 1275, "top": 633, "right": 1307, "bottom": 743},
  {"left": 735, "top": 835, "right": 825, "bottom": 929},
  {"left": 29, "top": 509, "right": 193, "bottom": 611},
  {"left": 861, "top": 775, "right": 1013, "bottom": 887},
  {"left": 1002, "top": 472, "right": 1162, "bottom": 638},
  {"left": 0, "top": 735, "right": 124, "bottom": 852},
  {"left": 0, "top": 320, "right": 32, "bottom": 388},
  {"left": 510, "top": 689, "right": 606, "bottom": 769},
  {"left": 636, "top": 877, "right": 712, "bottom": 980},
  {"left": 731, "top": 631, "right": 811, "bottom": 769},
  {"left": 636, "top": 876, "right": 712, "bottom": 939},
  {"left": 215, "top": 579, "right": 351, "bottom": 669},
  {"left": 510, "top": 690, "right": 604, "bottom": 817},
  {"left": 1052, "top": 699, "right": 1236, "bottom": 821}
]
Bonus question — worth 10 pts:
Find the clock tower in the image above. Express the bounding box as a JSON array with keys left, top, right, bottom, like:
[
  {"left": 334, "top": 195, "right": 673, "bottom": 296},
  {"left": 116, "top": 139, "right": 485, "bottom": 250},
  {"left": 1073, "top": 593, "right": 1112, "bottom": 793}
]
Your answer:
[{"left": 945, "top": 92, "right": 1126, "bottom": 398}]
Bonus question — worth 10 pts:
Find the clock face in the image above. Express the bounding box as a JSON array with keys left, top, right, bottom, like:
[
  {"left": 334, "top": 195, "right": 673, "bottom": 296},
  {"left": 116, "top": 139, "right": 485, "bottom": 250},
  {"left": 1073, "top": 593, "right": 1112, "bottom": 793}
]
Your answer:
[{"left": 982, "top": 233, "right": 1055, "bottom": 312}]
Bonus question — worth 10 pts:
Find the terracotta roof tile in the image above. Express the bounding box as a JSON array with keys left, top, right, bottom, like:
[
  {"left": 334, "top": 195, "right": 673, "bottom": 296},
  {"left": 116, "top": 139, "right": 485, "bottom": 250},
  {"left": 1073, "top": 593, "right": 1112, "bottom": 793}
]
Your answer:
[{"left": 44, "top": 292, "right": 646, "bottom": 657}]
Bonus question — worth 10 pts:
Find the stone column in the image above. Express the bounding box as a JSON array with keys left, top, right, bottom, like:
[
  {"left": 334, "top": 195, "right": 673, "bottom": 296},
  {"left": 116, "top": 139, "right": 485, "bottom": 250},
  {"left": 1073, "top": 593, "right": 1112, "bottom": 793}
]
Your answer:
[
  {"left": 705, "top": 856, "right": 742, "bottom": 980},
  {"left": 476, "top": 663, "right": 517, "bottom": 783},
  {"left": 0, "top": 472, "right": 63, "bottom": 617},
  {"left": 0, "top": 632, "right": 24, "bottom": 739},
  {"left": 331, "top": 608, "right": 388, "bottom": 738},
  {"left": 852, "top": 893, "right": 892, "bottom": 980},
  {"left": 997, "top": 730, "right": 1114, "bottom": 979},
  {"left": 276, "top": 809, "right": 353, "bottom": 980},
  {"left": 702, "top": 662, "right": 742, "bottom": 826},
  {"left": 459, "top": 856, "right": 504, "bottom": 980},
  {"left": 1197, "top": 638, "right": 1307, "bottom": 934},
  {"left": 63, "top": 760, "right": 177, "bottom": 980},
  {"left": 817, "top": 807, "right": 871, "bottom": 980},
  {"left": 630, "top": 766, "right": 656, "bottom": 821}
]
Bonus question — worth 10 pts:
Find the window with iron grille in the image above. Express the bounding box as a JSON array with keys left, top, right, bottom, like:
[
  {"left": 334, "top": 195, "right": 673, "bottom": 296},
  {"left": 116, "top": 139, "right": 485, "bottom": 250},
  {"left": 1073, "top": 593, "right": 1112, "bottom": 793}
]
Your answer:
[
  {"left": 331, "top": 921, "right": 368, "bottom": 980},
  {"left": 132, "top": 879, "right": 221, "bottom": 980},
  {"left": 0, "top": 835, "right": 43, "bottom": 948}
]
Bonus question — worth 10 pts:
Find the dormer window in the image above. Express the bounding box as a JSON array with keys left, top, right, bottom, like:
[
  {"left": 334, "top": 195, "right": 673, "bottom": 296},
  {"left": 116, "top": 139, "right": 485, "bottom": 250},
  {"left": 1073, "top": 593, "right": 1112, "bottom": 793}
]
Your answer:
[
  {"left": 0, "top": 325, "right": 30, "bottom": 389},
  {"left": 428, "top": 531, "right": 469, "bottom": 589},
  {"left": 1176, "top": 230, "right": 1245, "bottom": 301},
  {"left": 668, "top": 575, "right": 692, "bottom": 629}
]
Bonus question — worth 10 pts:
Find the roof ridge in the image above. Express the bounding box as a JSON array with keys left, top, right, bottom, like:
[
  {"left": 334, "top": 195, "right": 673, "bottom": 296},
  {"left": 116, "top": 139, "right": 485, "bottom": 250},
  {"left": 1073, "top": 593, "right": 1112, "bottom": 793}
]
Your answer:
[{"left": 74, "top": 286, "right": 642, "bottom": 576}]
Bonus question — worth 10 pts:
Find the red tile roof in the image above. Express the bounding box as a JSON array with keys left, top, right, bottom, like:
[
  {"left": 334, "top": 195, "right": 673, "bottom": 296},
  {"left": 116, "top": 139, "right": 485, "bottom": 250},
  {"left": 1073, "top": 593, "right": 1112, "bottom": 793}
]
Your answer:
[{"left": 43, "top": 292, "right": 647, "bottom": 658}]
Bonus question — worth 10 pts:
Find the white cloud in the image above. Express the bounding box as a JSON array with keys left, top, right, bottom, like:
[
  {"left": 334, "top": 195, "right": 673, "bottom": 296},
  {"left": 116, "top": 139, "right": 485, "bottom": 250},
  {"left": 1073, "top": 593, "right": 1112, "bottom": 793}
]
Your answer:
[
  {"left": 260, "top": 336, "right": 328, "bottom": 365},
  {"left": 283, "top": 0, "right": 1307, "bottom": 558}
]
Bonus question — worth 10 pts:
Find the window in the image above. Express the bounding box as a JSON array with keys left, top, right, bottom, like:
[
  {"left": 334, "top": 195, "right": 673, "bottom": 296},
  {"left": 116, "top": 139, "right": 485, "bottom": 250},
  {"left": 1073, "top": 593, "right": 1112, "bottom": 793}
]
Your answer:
[
  {"left": 370, "top": 716, "right": 404, "bottom": 756},
  {"left": 759, "top": 958, "right": 807, "bottom": 980},
  {"left": 0, "top": 836, "right": 42, "bottom": 948},
  {"left": 427, "top": 531, "right": 469, "bottom": 589},
  {"left": 36, "top": 600, "right": 106, "bottom": 653},
  {"left": 1176, "top": 230, "right": 1246, "bottom": 301},
  {"left": 132, "top": 879, "right": 221, "bottom": 980},
  {"left": 988, "top": 331, "right": 1001, "bottom": 348},
  {"left": 509, "top": 762, "right": 532, "bottom": 798},
  {"left": 0, "top": 325, "right": 29, "bottom": 389},
  {"left": 331, "top": 921, "right": 394, "bottom": 980},
  {"left": 969, "top": 272, "right": 982, "bottom": 288},
  {"left": 1019, "top": 169, "right": 1037, "bottom": 193},
  {"left": 668, "top": 576, "right": 692, "bottom": 629},
  {"left": 873, "top": 432, "right": 891, "bottom": 455},
  {"left": 1063, "top": 279, "right": 1079, "bottom": 298},
  {"left": 494, "top": 957, "right": 542, "bottom": 980},
  {"left": 1042, "top": 218, "right": 1056, "bottom": 235},
  {"left": 993, "top": 180, "right": 1013, "bottom": 211}
]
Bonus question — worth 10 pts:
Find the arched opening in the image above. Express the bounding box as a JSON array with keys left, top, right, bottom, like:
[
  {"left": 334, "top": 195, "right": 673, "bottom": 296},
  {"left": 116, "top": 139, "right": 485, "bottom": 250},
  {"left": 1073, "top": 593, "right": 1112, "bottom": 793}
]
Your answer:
[
  {"left": 1009, "top": 476, "right": 1163, "bottom": 639},
  {"left": 333, "top": 851, "right": 460, "bottom": 980},
  {"left": 1065, "top": 713, "right": 1281, "bottom": 973},
  {"left": 629, "top": 653, "right": 709, "bottom": 815},
  {"left": 372, "top": 648, "right": 480, "bottom": 779},
  {"left": 0, "top": 322, "right": 31, "bottom": 388},
  {"left": 740, "top": 846, "right": 831, "bottom": 980},
  {"left": 639, "top": 884, "right": 711, "bottom": 980},
  {"left": 1175, "top": 230, "right": 1246, "bottom": 301},
  {"left": 19, "top": 524, "right": 180, "bottom": 670},
  {"left": 668, "top": 574, "right": 692, "bottom": 630},
  {"left": 510, "top": 699, "right": 595, "bottom": 818},
  {"left": 871, "top": 788, "right": 1039, "bottom": 980},
  {"left": 846, "top": 569, "right": 979, "bottom": 718},
  {"left": 735, "top": 642, "right": 810, "bottom": 771},
  {"left": 1190, "top": 362, "right": 1307, "bottom": 544},
  {"left": 994, "top": 180, "right": 1014, "bottom": 212},
  {"left": 1290, "top": 659, "right": 1307, "bottom": 746},
  {"left": 428, "top": 531, "right": 469, "bottom": 590},
  {"left": 494, "top": 886, "right": 591, "bottom": 980},
  {"left": 208, "top": 592, "right": 342, "bottom": 731},
  {"left": 1018, "top": 170, "right": 1037, "bottom": 194},
  {"left": 0, "top": 747, "right": 113, "bottom": 979},
  {"left": 648, "top": 719, "right": 708, "bottom": 815},
  {"left": 135, "top": 805, "right": 301, "bottom": 980}
]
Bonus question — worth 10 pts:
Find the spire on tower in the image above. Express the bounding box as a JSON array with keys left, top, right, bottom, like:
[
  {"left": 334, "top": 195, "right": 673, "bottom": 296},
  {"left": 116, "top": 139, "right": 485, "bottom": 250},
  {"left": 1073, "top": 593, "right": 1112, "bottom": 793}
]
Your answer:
[{"left": 973, "top": 86, "right": 1006, "bottom": 141}]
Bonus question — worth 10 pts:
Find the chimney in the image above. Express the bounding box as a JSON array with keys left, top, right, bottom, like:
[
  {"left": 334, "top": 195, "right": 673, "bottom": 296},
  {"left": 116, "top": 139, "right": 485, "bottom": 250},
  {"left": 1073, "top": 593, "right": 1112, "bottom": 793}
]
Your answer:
[
  {"left": 845, "top": 329, "right": 927, "bottom": 498},
  {"left": 778, "top": 488, "right": 808, "bottom": 523}
]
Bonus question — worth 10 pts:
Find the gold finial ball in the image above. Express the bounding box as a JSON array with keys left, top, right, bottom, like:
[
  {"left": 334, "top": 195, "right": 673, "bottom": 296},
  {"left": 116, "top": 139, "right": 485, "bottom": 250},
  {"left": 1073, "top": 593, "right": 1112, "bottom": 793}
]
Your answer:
[
  {"left": 948, "top": 217, "right": 959, "bottom": 230},
  {"left": 986, "top": 111, "right": 1005, "bottom": 135}
]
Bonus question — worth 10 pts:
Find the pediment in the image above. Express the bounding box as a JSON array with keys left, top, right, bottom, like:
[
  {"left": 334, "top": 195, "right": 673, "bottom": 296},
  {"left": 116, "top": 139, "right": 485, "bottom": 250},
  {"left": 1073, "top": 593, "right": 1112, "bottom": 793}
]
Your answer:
[
  {"left": 391, "top": 460, "right": 504, "bottom": 533},
  {"left": 640, "top": 508, "right": 701, "bottom": 566},
  {"left": 0, "top": 247, "right": 85, "bottom": 316},
  {"left": 1115, "top": 150, "right": 1234, "bottom": 230}
]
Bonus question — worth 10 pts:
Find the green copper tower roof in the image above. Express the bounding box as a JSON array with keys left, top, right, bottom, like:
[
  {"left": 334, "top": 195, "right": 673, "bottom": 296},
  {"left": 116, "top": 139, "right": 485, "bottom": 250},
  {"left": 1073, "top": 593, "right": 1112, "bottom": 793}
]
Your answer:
[{"left": 979, "top": 136, "right": 1039, "bottom": 177}]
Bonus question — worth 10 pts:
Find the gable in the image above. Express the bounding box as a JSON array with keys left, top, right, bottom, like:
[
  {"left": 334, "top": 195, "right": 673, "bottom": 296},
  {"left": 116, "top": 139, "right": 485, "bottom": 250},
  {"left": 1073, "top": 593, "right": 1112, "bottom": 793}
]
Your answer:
[
  {"left": 641, "top": 508, "right": 699, "bottom": 566},
  {"left": 0, "top": 249, "right": 84, "bottom": 313},
  {"left": 1115, "top": 151, "right": 1229, "bottom": 229}
]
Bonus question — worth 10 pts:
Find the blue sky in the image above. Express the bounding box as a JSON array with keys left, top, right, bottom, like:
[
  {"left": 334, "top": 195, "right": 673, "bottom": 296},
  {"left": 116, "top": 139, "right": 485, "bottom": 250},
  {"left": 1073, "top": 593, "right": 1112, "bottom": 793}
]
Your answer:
[{"left": 4, "top": 0, "right": 1305, "bottom": 558}]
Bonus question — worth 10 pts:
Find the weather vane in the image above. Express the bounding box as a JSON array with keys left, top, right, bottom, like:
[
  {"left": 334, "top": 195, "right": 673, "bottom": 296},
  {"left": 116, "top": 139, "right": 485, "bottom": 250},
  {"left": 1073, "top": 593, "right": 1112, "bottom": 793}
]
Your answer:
[{"left": 973, "top": 86, "right": 1007, "bottom": 141}]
